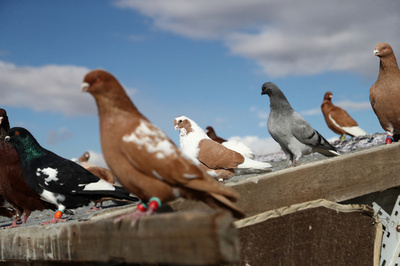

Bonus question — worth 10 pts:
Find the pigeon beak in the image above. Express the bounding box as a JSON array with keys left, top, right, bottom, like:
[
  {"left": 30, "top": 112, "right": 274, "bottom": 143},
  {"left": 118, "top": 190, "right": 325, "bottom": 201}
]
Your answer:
[
  {"left": 0, "top": 117, "right": 3, "bottom": 125},
  {"left": 174, "top": 125, "right": 179, "bottom": 131},
  {"left": 81, "top": 82, "right": 90, "bottom": 92},
  {"left": 4, "top": 136, "right": 10, "bottom": 143},
  {"left": 373, "top": 49, "right": 379, "bottom": 56}
]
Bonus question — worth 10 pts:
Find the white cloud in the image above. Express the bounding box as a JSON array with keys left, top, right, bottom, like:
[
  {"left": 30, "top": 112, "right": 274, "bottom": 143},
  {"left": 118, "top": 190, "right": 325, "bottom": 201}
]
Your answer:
[
  {"left": 229, "top": 135, "right": 281, "bottom": 155},
  {"left": 0, "top": 61, "right": 95, "bottom": 116},
  {"left": 114, "top": 0, "right": 400, "bottom": 77}
]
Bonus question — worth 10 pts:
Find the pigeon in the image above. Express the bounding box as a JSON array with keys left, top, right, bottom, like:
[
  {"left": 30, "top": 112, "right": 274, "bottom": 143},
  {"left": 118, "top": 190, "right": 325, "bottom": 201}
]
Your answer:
[
  {"left": 74, "top": 151, "right": 115, "bottom": 184},
  {"left": 321, "top": 92, "right": 367, "bottom": 139},
  {"left": 81, "top": 69, "right": 245, "bottom": 219},
  {"left": 206, "top": 126, "right": 226, "bottom": 143},
  {"left": 4, "top": 127, "right": 139, "bottom": 224},
  {"left": 174, "top": 116, "right": 272, "bottom": 181},
  {"left": 369, "top": 42, "right": 400, "bottom": 144},
  {"left": 261, "top": 82, "right": 340, "bottom": 167},
  {"left": 206, "top": 126, "right": 255, "bottom": 159},
  {"left": 0, "top": 109, "right": 56, "bottom": 228}
]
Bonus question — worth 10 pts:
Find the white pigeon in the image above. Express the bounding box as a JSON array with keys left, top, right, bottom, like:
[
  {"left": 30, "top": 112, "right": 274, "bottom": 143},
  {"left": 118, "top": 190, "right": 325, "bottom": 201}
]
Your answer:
[
  {"left": 261, "top": 82, "right": 340, "bottom": 167},
  {"left": 174, "top": 116, "right": 272, "bottom": 180}
]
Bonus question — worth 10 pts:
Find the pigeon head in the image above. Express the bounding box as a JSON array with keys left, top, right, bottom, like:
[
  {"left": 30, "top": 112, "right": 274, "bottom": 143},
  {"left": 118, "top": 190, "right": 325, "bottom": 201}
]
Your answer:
[
  {"left": 373, "top": 42, "right": 393, "bottom": 58},
  {"left": 261, "top": 82, "right": 280, "bottom": 96},
  {"left": 324, "top": 92, "right": 333, "bottom": 101},
  {"left": 5, "top": 127, "right": 45, "bottom": 162},
  {"left": 82, "top": 69, "right": 136, "bottom": 113},
  {"left": 0, "top": 108, "right": 10, "bottom": 133},
  {"left": 81, "top": 69, "right": 117, "bottom": 94},
  {"left": 174, "top": 116, "right": 193, "bottom": 136},
  {"left": 205, "top": 126, "right": 216, "bottom": 137},
  {"left": 261, "top": 82, "right": 293, "bottom": 110},
  {"left": 78, "top": 151, "right": 90, "bottom": 163}
]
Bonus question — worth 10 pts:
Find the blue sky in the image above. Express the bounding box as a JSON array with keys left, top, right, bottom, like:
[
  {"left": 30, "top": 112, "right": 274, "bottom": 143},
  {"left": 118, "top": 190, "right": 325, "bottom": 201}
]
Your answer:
[{"left": 1, "top": 0, "right": 399, "bottom": 167}]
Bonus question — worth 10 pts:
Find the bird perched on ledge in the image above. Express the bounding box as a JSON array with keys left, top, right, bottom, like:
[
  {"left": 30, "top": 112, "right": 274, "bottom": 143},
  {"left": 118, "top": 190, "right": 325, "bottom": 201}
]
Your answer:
[
  {"left": 262, "top": 82, "right": 340, "bottom": 167},
  {"left": 0, "top": 108, "right": 56, "bottom": 228},
  {"left": 369, "top": 42, "right": 400, "bottom": 144},
  {"left": 321, "top": 92, "right": 367, "bottom": 139},
  {"left": 81, "top": 69, "right": 245, "bottom": 220},
  {"left": 175, "top": 116, "right": 272, "bottom": 181},
  {"left": 5, "top": 127, "right": 139, "bottom": 224},
  {"left": 206, "top": 126, "right": 255, "bottom": 159}
]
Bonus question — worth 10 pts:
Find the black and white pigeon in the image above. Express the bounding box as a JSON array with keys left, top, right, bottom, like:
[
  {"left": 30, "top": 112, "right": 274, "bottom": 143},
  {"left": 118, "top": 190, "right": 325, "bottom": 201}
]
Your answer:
[
  {"left": 4, "top": 127, "right": 139, "bottom": 224},
  {"left": 261, "top": 82, "right": 340, "bottom": 167}
]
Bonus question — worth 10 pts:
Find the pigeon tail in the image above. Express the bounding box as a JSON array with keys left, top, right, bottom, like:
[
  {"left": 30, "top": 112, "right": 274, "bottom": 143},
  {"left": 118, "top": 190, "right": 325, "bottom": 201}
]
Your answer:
[
  {"left": 222, "top": 139, "right": 255, "bottom": 159},
  {"left": 237, "top": 156, "right": 272, "bottom": 170},
  {"left": 342, "top": 126, "right": 367, "bottom": 137}
]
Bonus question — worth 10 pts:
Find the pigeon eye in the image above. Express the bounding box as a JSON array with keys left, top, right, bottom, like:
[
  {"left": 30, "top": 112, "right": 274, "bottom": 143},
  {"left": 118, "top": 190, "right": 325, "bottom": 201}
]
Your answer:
[{"left": 14, "top": 131, "right": 20, "bottom": 136}]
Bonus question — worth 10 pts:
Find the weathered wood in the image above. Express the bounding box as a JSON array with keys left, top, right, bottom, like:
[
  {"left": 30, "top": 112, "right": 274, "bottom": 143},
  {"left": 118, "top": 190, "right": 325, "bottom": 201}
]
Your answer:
[
  {"left": 233, "top": 199, "right": 382, "bottom": 266},
  {"left": 170, "top": 143, "right": 400, "bottom": 217},
  {"left": 0, "top": 209, "right": 239, "bottom": 265}
]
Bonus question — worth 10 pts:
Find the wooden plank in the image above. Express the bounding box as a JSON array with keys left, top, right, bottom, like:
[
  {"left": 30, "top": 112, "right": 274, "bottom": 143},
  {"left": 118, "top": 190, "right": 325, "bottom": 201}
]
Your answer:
[
  {"left": 233, "top": 199, "right": 382, "bottom": 266},
  {"left": 0, "top": 209, "right": 239, "bottom": 265},
  {"left": 170, "top": 143, "right": 400, "bottom": 217}
]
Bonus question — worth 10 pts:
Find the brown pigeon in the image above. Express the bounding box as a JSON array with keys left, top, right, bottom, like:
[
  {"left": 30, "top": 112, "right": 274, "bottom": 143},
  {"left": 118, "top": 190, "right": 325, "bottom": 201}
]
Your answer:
[
  {"left": 321, "top": 92, "right": 367, "bottom": 139},
  {"left": 0, "top": 108, "right": 55, "bottom": 228},
  {"left": 370, "top": 42, "right": 400, "bottom": 144},
  {"left": 175, "top": 116, "right": 272, "bottom": 182},
  {"left": 81, "top": 70, "right": 245, "bottom": 219}
]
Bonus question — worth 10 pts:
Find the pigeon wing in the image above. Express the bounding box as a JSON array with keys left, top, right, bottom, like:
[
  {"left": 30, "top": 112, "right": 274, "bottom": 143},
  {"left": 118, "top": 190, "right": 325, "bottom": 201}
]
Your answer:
[
  {"left": 34, "top": 154, "right": 106, "bottom": 195},
  {"left": 290, "top": 112, "right": 337, "bottom": 152},
  {"left": 119, "top": 119, "right": 208, "bottom": 185},
  {"left": 197, "top": 139, "right": 244, "bottom": 169}
]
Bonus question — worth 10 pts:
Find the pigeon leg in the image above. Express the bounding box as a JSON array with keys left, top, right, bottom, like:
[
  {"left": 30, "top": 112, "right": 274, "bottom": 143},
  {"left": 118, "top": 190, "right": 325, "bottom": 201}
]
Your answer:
[
  {"left": 22, "top": 210, "right": 31, "bottom": 224},
  {"left": 87, "top": 201, "right": 103, "bottom": 212},
  {"left": 386, "top": 135, "right": 394, "bottom": 144},
  {"left": 41, "top": 209, "right": 66, "bottom": 225},
  {"left": 5, "top": 216, "right": 20, "bottom": 229},
  {"left": 114, "top": 197, "right": 162, "bottom": 224}
]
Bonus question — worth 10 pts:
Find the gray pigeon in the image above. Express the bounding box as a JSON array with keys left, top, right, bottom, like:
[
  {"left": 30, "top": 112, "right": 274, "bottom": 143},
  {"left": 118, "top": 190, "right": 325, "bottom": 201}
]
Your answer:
[{"left": 261, "top": 82, "right": 340, "bottom": 167}]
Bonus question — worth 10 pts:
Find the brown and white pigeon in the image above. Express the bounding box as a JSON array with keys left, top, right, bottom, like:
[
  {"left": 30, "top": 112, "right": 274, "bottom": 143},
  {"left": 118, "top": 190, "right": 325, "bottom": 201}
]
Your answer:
[
  {"left": 321, "top": 92, "right": 367, "bottom": 139},
  {"left": 262, "top": 82, "right": 340, "bottom": 167},
  {"left": 370, "top": 42, "right": 400, "bottom": 144},
  {"left": 174, "top": 116, "right": 272, "bottom": 181},
  {"left": 81, "top": 69, "right": 245, "bottom": 219},
  {"left": 206, "top": 126, "right": 255, "bottom": 159},
  {"left": 0, "top": 108, "right": 56, "bottom": 228}
]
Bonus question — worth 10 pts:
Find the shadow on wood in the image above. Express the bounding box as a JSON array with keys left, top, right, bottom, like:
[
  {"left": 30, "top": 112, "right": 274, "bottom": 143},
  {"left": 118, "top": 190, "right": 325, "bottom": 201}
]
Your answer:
[{"left": 233, "top": 199, "right": 382, "bottom": 265}]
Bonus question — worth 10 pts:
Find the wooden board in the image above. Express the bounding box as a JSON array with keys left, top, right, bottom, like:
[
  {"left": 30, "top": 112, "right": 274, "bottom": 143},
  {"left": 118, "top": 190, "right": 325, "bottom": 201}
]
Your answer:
[
  {"left": 0, "top": 209, "right": 239, "bottom": 265},
  {"left": 170, "top": 143, "right": 400, "bottom": 217},
  {"left": 233, "top": 199, "right": 382, "bottom": 265}
]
